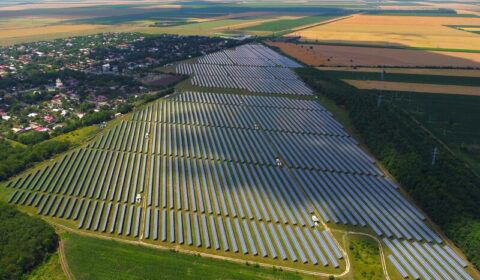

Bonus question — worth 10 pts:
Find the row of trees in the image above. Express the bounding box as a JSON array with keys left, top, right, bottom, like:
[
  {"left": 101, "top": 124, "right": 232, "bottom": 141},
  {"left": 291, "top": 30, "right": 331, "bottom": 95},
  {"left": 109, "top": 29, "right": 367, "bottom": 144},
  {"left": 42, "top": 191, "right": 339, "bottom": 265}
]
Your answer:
[
  {"left": 0, "top": 139, "right": 70, "bottom": 181},
  {"left": 0, "top": 203, "right": 58, "bottom": 279},
  {"left": 296, "top": 67, "right": 480, "bottom": 269}
]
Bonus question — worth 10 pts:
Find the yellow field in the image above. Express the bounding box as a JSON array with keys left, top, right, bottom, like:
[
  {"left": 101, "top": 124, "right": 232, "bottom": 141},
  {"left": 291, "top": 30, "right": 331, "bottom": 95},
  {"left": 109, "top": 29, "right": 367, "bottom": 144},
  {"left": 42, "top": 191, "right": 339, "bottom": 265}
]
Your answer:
[
  {"left": 295, "top": 15, "right": 480, "bottom": 50},
  {"left": 318, "top": 67, "right": 480, "bottom": 78},
  {"left": 0, "top": 24, "right": 109, "bottom": 38},
  {"left": 462, "top": 27, "right": 480, "bottom": 32},
  {"left": 344, "top": 79, "right": 480, "bottom": 96},
  {"left": 0, "top": 23, "right": 142, "bottom": 46},
  {"left": 0, "top": 1, "right": 167, "bottom": 10}
]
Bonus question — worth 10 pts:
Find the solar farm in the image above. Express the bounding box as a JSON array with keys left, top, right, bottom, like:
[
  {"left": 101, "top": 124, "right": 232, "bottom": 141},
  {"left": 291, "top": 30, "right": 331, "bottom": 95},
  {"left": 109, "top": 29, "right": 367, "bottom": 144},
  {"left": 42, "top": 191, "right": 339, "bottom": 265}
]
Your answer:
[
  {"left": 175, "top": 44, "right": 312, "bottom": 95},
  {"left": 3, "top": 44, "right": 476, "bottom": 279}
]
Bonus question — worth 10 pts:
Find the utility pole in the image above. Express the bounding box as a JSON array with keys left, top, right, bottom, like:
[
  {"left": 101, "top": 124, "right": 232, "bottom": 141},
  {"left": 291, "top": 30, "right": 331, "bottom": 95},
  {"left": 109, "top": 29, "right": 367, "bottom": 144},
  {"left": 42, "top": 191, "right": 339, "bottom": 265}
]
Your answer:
[
  {"left": 432, "top": 147, "right": 438, "bottom": 166},
  {"left": 377, "top": 68, "right": 384, "bottom": 107}
]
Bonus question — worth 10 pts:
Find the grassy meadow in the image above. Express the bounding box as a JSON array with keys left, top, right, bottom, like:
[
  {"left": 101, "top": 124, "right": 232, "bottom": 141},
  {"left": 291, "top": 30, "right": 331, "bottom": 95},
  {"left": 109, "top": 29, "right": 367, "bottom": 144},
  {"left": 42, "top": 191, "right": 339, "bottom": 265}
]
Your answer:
[
  {"left": 347, "top": 235, "right": 384, "bottom": 280},
  {"left": 63, "top": 232, "right": 312, "bottom": 280},
  {"left": 27, "top": 252, "right": 66, "bottom": 280}
]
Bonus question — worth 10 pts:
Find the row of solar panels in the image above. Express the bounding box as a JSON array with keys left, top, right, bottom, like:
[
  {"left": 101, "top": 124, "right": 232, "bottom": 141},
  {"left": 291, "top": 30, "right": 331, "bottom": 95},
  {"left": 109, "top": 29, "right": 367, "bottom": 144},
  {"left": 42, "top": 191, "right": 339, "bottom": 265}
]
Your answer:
[
  {"left": 150, "top": 122, "right": 278, "bottom": 165},
  {"left": 384, "top": 238, "right": 472, "bottom": 280},
  {"left": 7, "top": 149, "right": 313, "bottom": 228},
  {"left": 266, "top": 130, "right": 379, "bottom": 175},
  {"left": 177, "top": 63, "right": 299, "bottom": 80},
  {"left": 7, "top": 187, "right": 344, "bottom": 268},
  {"left": 148, "top": 122, "right": 377, "bottom": 175},
  {"left": 7, "top": 146, "right": 439, "bottom": 244},
  {"left": 293, "top": 168, "right": 442, "bottom": 243},
  {"left": 170, "top": 91, "right": 325, "bottom": 111},
  {"left": 197, "top": 44, "right": 300, "bottom": 68},
  {"left": 147, "top": 156, "right": 314, "bottom": 227},
  {"left": 190, "top": 74, "right": 313, "bottom": 96},
  {"left": 147, "top": 208, "right": 341, "bottom": 266},
  {"left": 7, "top": 149, "right": 146, "bottom": 204},
  {"left": 131, "top": 100, "right": 348, "bottom": 136},
  {"left": 90, "top": 120, "right": 150, "bottom": 153}
]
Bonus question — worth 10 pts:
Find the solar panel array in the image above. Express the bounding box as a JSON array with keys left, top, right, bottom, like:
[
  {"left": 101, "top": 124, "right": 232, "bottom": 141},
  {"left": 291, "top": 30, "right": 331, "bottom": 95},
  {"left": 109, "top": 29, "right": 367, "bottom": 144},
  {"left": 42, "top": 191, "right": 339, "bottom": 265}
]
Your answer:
[
  {"left": 197, "top": 44, "right": 301, "bottom": 67},
  {"left": 6, "top": 91, "right": 472, "bottom": 276},
  {"left": 5, "top": 44, "right": 475, "bottom": 278},
  {"left": 384, "top": 239, "right": 473, "bottom": 280},
  {"left": 6, "top": 94, "right": 347, "bottom": 269},
  {"left": 176, "top": 44, "right": 311, "bottom": 95}
]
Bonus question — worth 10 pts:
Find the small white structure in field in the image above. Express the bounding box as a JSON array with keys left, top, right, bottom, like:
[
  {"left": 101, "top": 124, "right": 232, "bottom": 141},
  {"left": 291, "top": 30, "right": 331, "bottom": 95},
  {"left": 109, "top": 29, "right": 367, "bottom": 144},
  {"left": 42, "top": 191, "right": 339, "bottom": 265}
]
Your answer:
[
  {"left": 136, "top": 194, "right": 142, "bottom": 204},
  {"left": 254, "top": 123, "right": 260, "bottom": 130},
  {"left": 56, "top": 78, "right": 63, "bottom": 88},
  {"left": 145, "top": 132, "right": 149, "bottom": 138},
  {"left": 275, "top": 158, "right": 283, "bottom": 167},
  {"left": 312, "top": 215, "right": 320, "bottom": 226}
]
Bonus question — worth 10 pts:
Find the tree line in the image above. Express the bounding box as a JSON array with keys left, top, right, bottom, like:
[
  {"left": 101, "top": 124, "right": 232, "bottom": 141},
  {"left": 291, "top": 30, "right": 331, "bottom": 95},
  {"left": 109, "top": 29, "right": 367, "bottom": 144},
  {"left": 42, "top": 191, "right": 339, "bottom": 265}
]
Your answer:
[
  {"left": 0, "top": 139, "right": 70, "bottom": 182},
  {"left": 0, "top": 202, "right": 58, "bottom": 279},
  {"left": 296, "top": 67, "right": 480, "bottom": 269}
]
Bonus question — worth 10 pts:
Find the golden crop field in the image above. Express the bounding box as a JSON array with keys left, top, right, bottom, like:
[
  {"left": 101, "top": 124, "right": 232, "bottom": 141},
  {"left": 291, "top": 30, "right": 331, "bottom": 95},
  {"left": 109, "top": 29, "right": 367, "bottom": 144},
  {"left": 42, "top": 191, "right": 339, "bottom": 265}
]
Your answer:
[
  {"left": 0, "top": 1, "right": 167, "bottom": 10},
  {"left": 0, "top": 23, "right": 142, "bottom": 45},
  {"left": 344, "top": 80, "right": 480, "bottom": 96},
  {"left": 0, "top": 24, "right": 106, "bottom": 38},
  {"left": 294, "top": 15, "right": 480, "bottom": 50}
]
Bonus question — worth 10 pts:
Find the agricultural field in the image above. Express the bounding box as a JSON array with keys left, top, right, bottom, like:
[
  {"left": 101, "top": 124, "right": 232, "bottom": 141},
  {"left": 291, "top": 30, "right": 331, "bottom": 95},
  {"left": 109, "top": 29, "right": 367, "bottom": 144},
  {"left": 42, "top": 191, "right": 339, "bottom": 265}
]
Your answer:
[
  {"left": 316, "top": 67, "right": 480, "bottom": 78},
  {"left": 293, "top": 14, "right": 480, "bottom": 51},
  {"left": 0, "top": 1, "right": 357, "bottom": 45},
  {"left": 0, "top": 21, "right": 142, "bottom": 46},
  {"left": 267, "top": 42, "right": 480, "bottom": 68},
  {"left": 2, "top": 43, "right": 477, "bottom": 279},
  {"left": 342, "top": 80, "right": 480, "bottom": 96},
  {"left": 241, "top": 15, "right": 345, "bottom": 34},
  {"left": 316, "top": 70, "right": 480, "bottom": 88}
]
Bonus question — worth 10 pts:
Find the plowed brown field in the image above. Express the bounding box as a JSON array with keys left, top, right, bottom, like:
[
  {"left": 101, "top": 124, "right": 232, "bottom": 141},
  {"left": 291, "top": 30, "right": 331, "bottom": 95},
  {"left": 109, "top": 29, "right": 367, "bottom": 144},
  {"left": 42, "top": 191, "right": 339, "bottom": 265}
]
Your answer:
[{"left": 267, "top": 42, "right": 480, "bottom": 67}]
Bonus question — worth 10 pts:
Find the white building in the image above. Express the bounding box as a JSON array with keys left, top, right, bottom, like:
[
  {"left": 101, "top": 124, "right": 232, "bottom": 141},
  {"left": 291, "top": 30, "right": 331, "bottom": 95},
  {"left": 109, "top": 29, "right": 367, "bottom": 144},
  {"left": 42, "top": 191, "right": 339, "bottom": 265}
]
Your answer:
[
  {"left": 102, "top": 63, "right": 111, "bottom": 73},
  {"left": 56, "top": 78, "right": 64, "bottom": 88}
]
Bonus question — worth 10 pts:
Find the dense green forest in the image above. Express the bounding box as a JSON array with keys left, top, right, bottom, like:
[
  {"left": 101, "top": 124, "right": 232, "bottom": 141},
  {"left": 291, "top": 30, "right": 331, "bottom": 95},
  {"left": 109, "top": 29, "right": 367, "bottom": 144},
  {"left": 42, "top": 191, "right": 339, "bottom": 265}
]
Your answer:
[
  {"left": 0, "top": 203, "right": 58, "bottom": 279},
  {"left": 296, "top": 67, "right": 480, "bottom": 269},
  {"left": 0, "top": 139, "right": 70, "bottom": 181}
]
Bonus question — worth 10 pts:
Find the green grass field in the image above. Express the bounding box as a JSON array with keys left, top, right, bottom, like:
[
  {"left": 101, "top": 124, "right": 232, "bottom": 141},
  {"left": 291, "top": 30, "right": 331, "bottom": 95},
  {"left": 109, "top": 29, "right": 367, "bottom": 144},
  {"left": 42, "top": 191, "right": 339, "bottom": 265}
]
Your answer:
[
  {"left": 243, "top": 15, "right": 340, "bottom": 32},
  {"left": 51, "top": 126, "right": 101, "bottom": 146},
  {"left": 347, "top": 236, "right": 383, "bottom": 280},
  {"left": 63, "top": 232, "right": 310, "bottom": 280},
  {"left": 27, "top": 252, "right": 66, "bottom": 280}
]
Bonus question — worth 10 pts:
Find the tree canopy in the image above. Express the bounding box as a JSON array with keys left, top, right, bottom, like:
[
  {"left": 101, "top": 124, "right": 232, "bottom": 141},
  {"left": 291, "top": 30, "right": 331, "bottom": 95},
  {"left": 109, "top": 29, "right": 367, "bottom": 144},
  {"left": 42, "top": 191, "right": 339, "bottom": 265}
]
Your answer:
[{"left": 0, "top": 203, "right": 58, "bottom": 280}]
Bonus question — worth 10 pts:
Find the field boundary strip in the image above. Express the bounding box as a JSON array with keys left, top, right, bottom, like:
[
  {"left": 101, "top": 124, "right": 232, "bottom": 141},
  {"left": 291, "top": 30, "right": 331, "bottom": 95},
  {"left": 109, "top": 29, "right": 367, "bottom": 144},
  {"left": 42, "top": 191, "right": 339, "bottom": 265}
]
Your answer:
[{"left": 285, "top": 14, "right": 357, "bottom": 34}]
